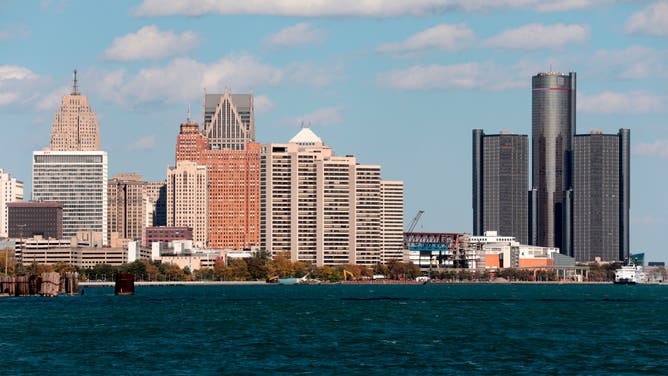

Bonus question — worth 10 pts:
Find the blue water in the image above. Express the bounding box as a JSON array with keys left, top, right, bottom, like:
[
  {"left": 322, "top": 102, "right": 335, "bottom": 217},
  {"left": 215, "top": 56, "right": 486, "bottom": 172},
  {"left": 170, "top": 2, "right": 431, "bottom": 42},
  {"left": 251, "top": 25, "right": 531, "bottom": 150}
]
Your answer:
[{"left": 1, "top": 284, "right": 666, "bottom": 375}]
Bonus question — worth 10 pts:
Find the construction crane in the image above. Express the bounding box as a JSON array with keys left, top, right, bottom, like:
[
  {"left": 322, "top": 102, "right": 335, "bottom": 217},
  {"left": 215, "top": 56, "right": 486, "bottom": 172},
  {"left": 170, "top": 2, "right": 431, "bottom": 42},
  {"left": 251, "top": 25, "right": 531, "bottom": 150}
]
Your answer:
[{"left": 407, "top": 210, "right": 424, "bottom": 233}]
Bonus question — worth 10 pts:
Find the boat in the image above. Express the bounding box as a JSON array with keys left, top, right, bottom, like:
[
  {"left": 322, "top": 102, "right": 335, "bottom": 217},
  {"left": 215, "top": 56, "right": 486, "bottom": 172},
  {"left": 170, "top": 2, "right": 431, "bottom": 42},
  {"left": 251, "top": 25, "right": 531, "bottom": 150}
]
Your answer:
[{"left": 614, "top": 263, "right": 647, "bottom": 284}]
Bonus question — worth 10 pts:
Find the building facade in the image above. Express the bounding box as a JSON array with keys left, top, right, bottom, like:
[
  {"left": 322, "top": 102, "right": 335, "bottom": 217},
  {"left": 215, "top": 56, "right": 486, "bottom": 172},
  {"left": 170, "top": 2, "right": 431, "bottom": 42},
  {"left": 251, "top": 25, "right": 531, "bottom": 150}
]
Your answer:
[
  {"left": 108, "top": 173, "right": 145, "bottom": 245},
  {"left": 0, "top": 169, "right": 24, "bottom": 238},
  {"left": 472, "top": 130, "right": 529, "bottom": 244},
  {"left": 174, "top": 120, "right": 261, "bottom": 250},
  {"left": 531, "top": 72, "right": 576, "bottom": 250},
  {"left": 380, "top": 181, "right": 405, "bottom": 262},
  {"left": 143, "top": 226, "right": 193, "bottom": 248},
  {"left": 32, "top": 151, "right": 108, "bottom": 244},
  {"left": 260, "top": 128, "right": 403, "bottom": 266},
  {"left": 49, "top": 70, "right": 100, "bottom": 151},
  {"left": 7, "top": 202, "right": 62, "bottom": 239},
  {"left": 572, "top": 129, "right": 630, "bottom": 262},
  {"left": 144, "top": 181, "right": 167, "bottom": 227},
  {"left": 167, "top": 161, "right": 208, "bottom": 248},
  {"left": 202, "top": 92, "right": 254, "bottom": 151}
]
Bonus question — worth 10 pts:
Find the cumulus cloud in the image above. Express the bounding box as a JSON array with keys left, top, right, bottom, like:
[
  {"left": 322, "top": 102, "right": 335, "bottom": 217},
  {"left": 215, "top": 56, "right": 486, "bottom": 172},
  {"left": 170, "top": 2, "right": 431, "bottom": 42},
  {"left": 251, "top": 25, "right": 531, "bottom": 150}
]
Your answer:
[
  {"left": 0, "top": 65, "right": 57, "bottom": 110},
  {"left": 294, "top": 106, "right": 345, "bottom": 127},
  {"left": 625, "top": 1, "right": 668, "bottom": 38},
  {"left": 86, "top": 54, "right": 337, "bottom": 107},
  {"left": 377, "top": 62, "right": 524, "bottom": 91},
  {"left": 254, "top": 95, "right": 275, "bottom": 113},
  {"left": 377, "top": 23, "right": 475, "bottom": 55},
  {"left": 133, "top": 0, "right": 606, "bottom": 17},
  {"left": 591, "top": 46, "right": 668, "bottom": 80},
  {"left": 578, "top": 91, "right": 667, "bottom": 114},
  {"left": 634, "top": 140, "right": 668, "bottom": 158},
  {"left": 128, "top": 135, "right": 157, "bottom": 150},
  {"left": 264, "top": 23, "right": 326, "bottom": 48},
  {"left": 484, "top": 23, "right": 589, "bottom": 49},
  {"left": 104, "top": 25, "right": 199, "bottom": 61}
]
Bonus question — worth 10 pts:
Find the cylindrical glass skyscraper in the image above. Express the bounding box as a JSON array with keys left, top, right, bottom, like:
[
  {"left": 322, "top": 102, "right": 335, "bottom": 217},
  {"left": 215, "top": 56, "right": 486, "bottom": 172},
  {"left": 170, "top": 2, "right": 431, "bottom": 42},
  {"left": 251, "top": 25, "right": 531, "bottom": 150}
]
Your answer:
[{"left": 531, "top": 72, "right": 576, "bottom": 250}]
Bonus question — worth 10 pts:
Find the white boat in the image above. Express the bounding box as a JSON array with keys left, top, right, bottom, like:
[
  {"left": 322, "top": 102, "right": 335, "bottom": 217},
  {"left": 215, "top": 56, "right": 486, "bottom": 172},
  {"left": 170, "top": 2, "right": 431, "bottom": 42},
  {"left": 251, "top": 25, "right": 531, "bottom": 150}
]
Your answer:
[{"left": 614, "top": 263, "right": 647, "bottom": 284}]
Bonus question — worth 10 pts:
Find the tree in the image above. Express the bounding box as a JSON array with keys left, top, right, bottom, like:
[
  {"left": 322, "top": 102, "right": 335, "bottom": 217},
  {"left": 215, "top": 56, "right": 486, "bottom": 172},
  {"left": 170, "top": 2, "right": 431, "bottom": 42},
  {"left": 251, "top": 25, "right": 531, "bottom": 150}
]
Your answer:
[{"left": 228, "top": 258, "right": 250, "bottom": 280}]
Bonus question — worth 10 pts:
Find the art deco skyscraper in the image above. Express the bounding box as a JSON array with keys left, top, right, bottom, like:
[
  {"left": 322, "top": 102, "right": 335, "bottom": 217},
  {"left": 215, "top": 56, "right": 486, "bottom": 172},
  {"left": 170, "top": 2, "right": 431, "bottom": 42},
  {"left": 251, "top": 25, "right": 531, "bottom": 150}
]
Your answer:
[
  {"left": 572, "top": 129, "right": 630, "bottom": 262},
  {"left": 472, "top": 130, "right": 529, "bottom": 244},
  {"left": 202, "top": 91, "right": 254, "bottom": 151},
  {"left": 50, "top": 70, "right": 100, "bottom": 151},
  {"left": 531, "top": 72, "right": 576, "bottom": 250}
]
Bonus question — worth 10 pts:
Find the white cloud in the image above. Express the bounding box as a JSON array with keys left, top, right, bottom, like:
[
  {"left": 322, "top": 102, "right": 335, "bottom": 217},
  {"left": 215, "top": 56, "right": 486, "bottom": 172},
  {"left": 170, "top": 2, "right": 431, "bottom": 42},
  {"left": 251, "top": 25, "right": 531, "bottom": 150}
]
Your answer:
[
  {"left": 134, "top": 0, "right": 605, "bottom": 17},
  {"left": 0, "top": 65, "right": 38, "bottom": 81},
  {"left": 591, "top": 46, "right": 668, "bottom": 80},
  {"left": 625, "top": 1, "right": 668, "bottom": 38},
  {"left": 484, "top": 23, "right": 589, "bottom": 49},
  {"left": 294, "top": 106, "right": 345, "bottom": 127},
  {"left": 579, "top": 91, "right": 667, "bottom": 114},
  {"left": 634, "top": 140, "right": 668, "bottom": 158},
  {"left": 128, "top": 135, "right": 157, "bottom": 150},
  {"left": 104, "top": 25, "right": 199, "bottom": 61},
  {"left": 254, "top": 95, "right": 275, "bottom": 113},
  {"left": 0, "top": 92, "right": 18, "bottom": 106},
  {"left": 0, "top": 65, "right": 56, "bottom": 110},
  {"left": 377, "top": 23, "right": 475, "bottom": 55},
  {"left": 87, "top": 54, "right": 336, "bottom": 107},
  {"left": 377, "top": 62, "right": 524, "bottom": 91},
  {"left": 264, "top": 23, "right": 326, "bottom": 48}
]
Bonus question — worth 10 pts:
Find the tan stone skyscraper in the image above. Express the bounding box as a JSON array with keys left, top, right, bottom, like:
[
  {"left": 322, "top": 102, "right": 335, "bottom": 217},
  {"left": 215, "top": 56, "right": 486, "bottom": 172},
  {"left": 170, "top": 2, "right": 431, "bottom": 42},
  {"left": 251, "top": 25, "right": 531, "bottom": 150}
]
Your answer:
[{"left": 50, "top": 70, "right": 100, "bottom": 151}]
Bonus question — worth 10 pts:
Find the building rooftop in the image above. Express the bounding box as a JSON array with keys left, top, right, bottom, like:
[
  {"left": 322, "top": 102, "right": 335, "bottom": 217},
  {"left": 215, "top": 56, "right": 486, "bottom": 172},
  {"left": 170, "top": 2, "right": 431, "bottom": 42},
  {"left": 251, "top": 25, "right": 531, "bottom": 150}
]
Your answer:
[{"left": 290, "top": 127, "right": 323, "bottom": 146}]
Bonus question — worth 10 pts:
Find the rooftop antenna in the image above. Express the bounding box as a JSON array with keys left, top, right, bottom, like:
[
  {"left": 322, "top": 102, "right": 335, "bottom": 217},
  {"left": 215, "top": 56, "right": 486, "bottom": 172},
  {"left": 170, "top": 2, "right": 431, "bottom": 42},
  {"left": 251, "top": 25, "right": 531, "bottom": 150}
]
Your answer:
[
  {"left": 308, "top": 121, "right": 311, "bottom": 128},
  {"left": 187, "top": 104, "right": 191, "bottom": 123},
  {"left": 300, "top": 121, "right": 304, "bottom": 129},
  {"left": 72, "top": 68, "right": 80, "bottom": 95}
]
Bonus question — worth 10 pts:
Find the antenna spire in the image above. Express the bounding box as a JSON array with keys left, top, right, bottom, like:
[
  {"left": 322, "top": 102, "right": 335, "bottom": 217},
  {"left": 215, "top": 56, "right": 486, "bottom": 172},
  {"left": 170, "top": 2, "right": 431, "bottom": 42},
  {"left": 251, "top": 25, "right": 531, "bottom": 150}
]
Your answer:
[
  {"left": 187, "top": 104, "right": 191, "bottom": 123},
  {"left": 72, "top": 68, "right": 80, "bottom": 95}
]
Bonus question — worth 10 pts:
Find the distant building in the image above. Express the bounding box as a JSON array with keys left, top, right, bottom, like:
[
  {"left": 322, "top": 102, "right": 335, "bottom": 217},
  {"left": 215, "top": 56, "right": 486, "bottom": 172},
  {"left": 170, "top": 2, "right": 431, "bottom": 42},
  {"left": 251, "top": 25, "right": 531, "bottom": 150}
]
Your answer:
[
  {"left": 261, "top": 128, "right": 403, "bottom": 266},
  {"left": 0, "top": 169, "right": 24, "bottom": 237},
  {"left": 143, "top": 226, "right": 193, "bottom": 249},
  {"left": 144, "top": 181, "right": 167, "bottom": 227},
  {"left": 202, "top": 91, "right": 254, "bottom": 151},
  {"left": 572, "top": 129, "right": 630, "bottom": 262},
  {"left": 531, "top": 72, "right": 576, "bottom": 250},
  {"left": 381, "top": 181, "right": 405, "bottom": 262},
  {"left": 108, "top": 173, "right": 145, "bottom": 245},
  {"left": 167, "top": 161, "right": 208, "bottom": 248},
  {"left": 7, "top": 202, "right": 62, "bottom": 239},
  {"left": 472, "top": 130, "right": 529, "bottom": 244},
  {"left": 49, "top": 70, "right": 100, "bottom": 151},
  {"left": 32, "top": 150, "right": 108, "bottom": 244}
]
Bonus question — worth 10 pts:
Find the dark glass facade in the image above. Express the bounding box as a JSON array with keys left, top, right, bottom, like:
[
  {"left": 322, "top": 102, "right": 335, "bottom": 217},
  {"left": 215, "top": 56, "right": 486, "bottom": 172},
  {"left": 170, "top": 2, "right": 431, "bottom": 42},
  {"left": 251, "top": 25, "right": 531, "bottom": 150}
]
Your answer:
[
  {"left": 7, "top": 202, "right": 63, "bottom": 239},
  {"left": 472, "top": 130, "right": 528, "bottom": 244},
  {"left": 531, "top": 72, "right": 576, "bottom": 250},
  {"left": 572, "top": 130, "right": 630, "bottom": 262}
]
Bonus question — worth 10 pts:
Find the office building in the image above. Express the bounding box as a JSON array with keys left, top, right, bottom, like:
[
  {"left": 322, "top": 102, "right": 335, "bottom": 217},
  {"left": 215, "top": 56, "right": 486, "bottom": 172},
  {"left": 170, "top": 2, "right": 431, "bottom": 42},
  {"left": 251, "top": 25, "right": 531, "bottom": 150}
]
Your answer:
[
  {"left": 108, "top": 173, "right": 145, "bottom": 245},
  {"left": 572, "top": 129, "right": 630, "bottom": 262},
  {"left": 260, "top": 128, "right": 403, "bottom": 266},
  {"left": 144, "top": 181, "right": 167, "bottom": 227},
  {"left": 143, "top": 226, "right": 193, "bottom": 248},
  {"left": 174, "top": 119, "right": 261, "bottom": 250},
  {"left": 0, "top": 169, "right": 24, "bottom": 237},
  {"left": 202, "top": 91, "right": 254, "bottom": 151},
  {"left": 531, "top": 72, "right": 576, "bottom": 249},
  {"left": 7, "top": 202, "right": 62, "bottom": 239},
  {"left": 472, "top": 130, "right": 529, "bottom": 244},
  {"left": 50, "top": 70, "right": 100, "bottom": 151},
  {"left": 32, "top": 151, "right": 108, "bottom": 244},
  {"left": 167, "top": 161, "right": 208, "bottom": 248}
]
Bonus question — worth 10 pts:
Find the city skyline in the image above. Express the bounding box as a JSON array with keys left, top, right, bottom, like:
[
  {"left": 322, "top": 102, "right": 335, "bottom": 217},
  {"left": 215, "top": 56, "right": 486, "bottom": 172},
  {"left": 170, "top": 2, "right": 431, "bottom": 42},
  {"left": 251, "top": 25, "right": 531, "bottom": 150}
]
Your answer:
[{"left": 1, "top": 1, "right": 667, "bottom": 261}]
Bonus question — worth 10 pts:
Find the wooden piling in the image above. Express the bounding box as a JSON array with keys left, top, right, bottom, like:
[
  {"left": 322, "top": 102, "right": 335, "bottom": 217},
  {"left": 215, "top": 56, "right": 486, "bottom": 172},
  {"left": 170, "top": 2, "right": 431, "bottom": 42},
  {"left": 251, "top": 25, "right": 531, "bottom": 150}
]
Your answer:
[
  {"left": 16, "top": 275, "right": 30, "bottom": 296},
  {"left": 64, "top": 272, "right": 79, "bottom": 295},
  {"left": 40, "top": 272, "right": 60, "bottom": 297},
  {"left": 114, "top": 272, "right": 135, "bottom": 295}
]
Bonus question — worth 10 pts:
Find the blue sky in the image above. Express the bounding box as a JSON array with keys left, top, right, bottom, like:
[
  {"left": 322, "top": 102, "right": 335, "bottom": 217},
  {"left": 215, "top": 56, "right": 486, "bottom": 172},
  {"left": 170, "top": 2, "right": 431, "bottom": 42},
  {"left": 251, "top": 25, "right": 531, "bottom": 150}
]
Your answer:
[{"left": 1, "top": 0, "right": 667, "bottom": 261}]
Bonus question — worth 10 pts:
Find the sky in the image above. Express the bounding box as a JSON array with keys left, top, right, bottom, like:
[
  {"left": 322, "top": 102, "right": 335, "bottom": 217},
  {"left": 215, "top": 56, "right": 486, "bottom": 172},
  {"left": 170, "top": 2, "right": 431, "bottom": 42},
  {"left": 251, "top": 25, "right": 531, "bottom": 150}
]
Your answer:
[{"left": 1, "top": 0, "right": 667, "bottom": 261}]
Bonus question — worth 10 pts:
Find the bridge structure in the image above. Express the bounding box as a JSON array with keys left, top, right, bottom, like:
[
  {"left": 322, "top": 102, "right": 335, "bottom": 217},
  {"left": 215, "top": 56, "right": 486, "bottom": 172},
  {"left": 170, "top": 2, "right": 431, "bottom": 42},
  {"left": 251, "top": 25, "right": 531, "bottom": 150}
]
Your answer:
[{"left": 404, "top": 232, "right": 466, "bottom": 268}]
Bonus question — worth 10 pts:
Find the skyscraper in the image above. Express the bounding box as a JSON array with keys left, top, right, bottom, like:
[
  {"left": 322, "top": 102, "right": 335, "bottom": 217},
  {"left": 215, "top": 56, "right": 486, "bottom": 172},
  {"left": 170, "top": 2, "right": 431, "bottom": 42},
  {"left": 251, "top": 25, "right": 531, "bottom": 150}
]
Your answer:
[
  {"left": 572, "top": 129, "right": 630, "bottom": 262},
  {"left": 167, "top": 161, "right": 208, "bottom": 248},
  {"left": 381, "top": 181, "right": 405, "bottom": 262},
  {"left": 32, "top": 150, "right": 108, "bottom": 243},
  {"left": 0, "top": 169, "right": 24, "bottom": 237},
  {"left": 202, "top": 91, "right": 254, "bottom": 151},
  {"left": 531, "top": 72, "right": 576, "bottom": 250},
  {"left": 108, "top": 173, "right": 145, "bottom": 245},
  {"left": 50, "top": 70, "right": 100, "bottom": 151},
  {"left": 472, "top": 130, "right": 529, "bottom": 244}
]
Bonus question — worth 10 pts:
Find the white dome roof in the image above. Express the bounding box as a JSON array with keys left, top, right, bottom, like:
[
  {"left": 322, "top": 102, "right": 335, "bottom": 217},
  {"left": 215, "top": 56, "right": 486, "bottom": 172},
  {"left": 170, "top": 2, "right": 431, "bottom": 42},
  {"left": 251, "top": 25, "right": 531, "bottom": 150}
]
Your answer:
[{"left": 289, "top": 127, "right": 323, "bottom": 145}]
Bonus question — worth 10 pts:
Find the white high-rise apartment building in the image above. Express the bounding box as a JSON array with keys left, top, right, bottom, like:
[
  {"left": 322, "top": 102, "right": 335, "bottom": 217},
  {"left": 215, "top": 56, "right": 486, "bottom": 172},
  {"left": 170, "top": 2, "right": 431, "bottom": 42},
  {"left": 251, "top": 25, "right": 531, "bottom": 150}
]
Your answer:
[
  {"left": 167, "top": 161, "right": 208, "bottom": 248},
  {"left": 32, "top": 151, "right": 108, "bottom": 244},
  {"left": 0, "top": 169, "right": 24, "bottom": 237},
  {"left": 381, "top": 181, "right": 405, "bottom": 262},
  {"left": 261, "top": 128, "right": 403, "bottom": 266}
]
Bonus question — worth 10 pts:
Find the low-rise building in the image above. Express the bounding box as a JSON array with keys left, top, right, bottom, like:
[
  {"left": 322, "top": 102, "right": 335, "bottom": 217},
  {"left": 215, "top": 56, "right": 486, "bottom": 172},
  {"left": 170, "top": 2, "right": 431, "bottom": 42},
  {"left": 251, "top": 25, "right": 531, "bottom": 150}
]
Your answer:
[{"left": 7, "top": 202, "right": 63, "bottom": 239}]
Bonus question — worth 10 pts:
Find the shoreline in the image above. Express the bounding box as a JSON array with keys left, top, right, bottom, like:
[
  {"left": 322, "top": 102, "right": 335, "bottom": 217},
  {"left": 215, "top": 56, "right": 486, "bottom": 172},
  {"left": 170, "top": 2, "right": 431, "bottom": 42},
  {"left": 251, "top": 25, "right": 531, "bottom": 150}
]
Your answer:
[{"left": 78, "top": 280, "right": 665, "bottom": 287}]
